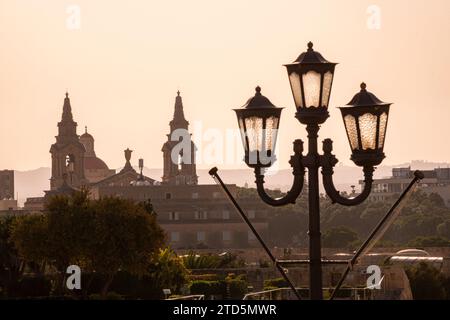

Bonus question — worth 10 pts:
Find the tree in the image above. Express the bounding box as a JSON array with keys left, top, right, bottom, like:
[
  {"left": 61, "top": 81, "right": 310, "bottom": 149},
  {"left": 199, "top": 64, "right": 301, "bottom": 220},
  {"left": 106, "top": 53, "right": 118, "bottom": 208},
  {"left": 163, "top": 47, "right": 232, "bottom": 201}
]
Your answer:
[
  {"left": 11, "top": 192, "right": 166, "bottom": 298},
  {"left": 406, "top": 262, "right": 447, "bottom": 300},
  {"left": 147, "top": 248, "right": 189, "bottom": 297},
  {"left": 322, "top": 226, "right": 359, "bottom": 248},
  {"left": 408, "top": 236, "right": 450, "bottom": 247},
  {"left": 0, "top": 217, "right": 24, "bottom": 296},
  {"left": 10, "top": 214, "right": 49, "bottom": 273},
  {"left": 44, "top": 190, "right": 94, "bottom": 294},
  {"left": 83, "top": 196, "right": 165, "bottom": 297}
]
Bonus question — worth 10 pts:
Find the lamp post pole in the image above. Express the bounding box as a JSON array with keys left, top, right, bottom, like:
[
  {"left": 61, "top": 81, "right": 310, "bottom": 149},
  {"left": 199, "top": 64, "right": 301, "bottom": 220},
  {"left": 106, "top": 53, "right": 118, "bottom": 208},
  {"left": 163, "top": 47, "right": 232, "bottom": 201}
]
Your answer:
[
  {"left": 234, "top": 43, "right": 392, "bottom": 300},
  {"left": 306, "top": 124, "right": 323, "bottom": 300}
]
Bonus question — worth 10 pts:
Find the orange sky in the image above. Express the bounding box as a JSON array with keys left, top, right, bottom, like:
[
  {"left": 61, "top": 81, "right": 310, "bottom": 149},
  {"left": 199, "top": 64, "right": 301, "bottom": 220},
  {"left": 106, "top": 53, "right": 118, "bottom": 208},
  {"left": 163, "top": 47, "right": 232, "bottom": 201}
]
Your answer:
[{"left": 1, "top": 0, "right": 450, "bottom": 171}]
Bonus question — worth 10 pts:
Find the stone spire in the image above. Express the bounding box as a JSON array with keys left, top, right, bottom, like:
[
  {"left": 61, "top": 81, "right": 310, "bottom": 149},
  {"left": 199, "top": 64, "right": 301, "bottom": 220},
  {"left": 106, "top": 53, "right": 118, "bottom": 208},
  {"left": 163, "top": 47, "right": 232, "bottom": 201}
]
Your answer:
[
  {"left": 61, "top": 92, "right": 74, "bottom": 123},
  {"left": 50, "top": 92, "right": 87, "bottom": 190},
  {"left": 170, "top": 91, "right": 189, "bottom": 131},
  {"left": 57, "top": 91, "right": 78, "bottom": 143},
  {"left": 162, "top": 91, "right": 198, "bottom": 186}
]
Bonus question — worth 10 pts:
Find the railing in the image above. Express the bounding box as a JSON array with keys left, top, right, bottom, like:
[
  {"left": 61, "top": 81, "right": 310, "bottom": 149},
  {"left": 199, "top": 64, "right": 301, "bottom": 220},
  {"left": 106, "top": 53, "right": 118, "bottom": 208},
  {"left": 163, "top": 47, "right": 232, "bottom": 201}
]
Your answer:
[
  {"left": 166, "top": 295, "right": 205, "bottom": 300},
  {"left": 243, "top": 287, "right": 377, "bottom": 300},
  {"left": 243, "top": 288, "right": 302, "bottom": 300}
]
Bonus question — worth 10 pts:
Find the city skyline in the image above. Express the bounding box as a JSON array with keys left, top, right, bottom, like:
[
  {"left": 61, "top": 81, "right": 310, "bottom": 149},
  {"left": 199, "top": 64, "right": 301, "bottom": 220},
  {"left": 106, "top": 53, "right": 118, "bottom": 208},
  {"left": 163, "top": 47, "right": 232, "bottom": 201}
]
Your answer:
[{"left": 1, "top": 0, "right": 450, "bottom": 171}]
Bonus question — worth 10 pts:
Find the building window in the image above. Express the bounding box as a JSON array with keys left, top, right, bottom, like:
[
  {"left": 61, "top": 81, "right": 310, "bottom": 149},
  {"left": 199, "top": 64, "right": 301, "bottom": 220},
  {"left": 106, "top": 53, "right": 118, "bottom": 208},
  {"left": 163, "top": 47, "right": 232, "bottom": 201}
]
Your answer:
[
  {"left": 222, "top": 210, "right": 230, "bottom": 220},
  {"left": 213, "top": 192, "right": 221, "bottom": 199},
  {"left": 165, "top": 193, "right": 172, "bottom": 199},
  {"left": 248, "top": 210, "right": 256, "bottom": 219},
  {"left": 169, "top": 212, "right": 179, "bottom": 221},
  {"left": 170, "top": 232, "right": 180, "bottom": 242},
  {"left": 222, "top": 231, "right": 231, "bottom": 241},
  {"left": 195, "top": 211, "right": 208, "bottom": 220},
  {"left": 197, "top": 231, "right": 206, "bottom": 242},
  {"left": 192, "top": 192, "right": 199, "bottom": 199}
]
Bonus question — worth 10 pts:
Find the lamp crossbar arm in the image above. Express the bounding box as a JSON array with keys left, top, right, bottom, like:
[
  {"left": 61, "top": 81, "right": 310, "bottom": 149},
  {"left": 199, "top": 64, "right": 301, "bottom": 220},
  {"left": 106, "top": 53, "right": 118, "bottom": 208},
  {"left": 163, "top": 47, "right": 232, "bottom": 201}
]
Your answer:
[
  {"left": 320, "top": 138, "right": 374, "bottom": 206},
  {"left": 254, "top": 140, "right": 305, "bottom": 207},
  {"left": 209, "top": 167, "right": 302, "bottom": 300},
  {"left": 329, "top": 170, "right": 424, "bottom": 300}
]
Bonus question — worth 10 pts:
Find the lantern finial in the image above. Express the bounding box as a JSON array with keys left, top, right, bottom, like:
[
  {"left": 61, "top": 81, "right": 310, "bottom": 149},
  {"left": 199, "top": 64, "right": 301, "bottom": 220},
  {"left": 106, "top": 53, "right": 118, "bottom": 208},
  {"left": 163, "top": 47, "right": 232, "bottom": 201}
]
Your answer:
[
  {"left": 255, "top": 86, "right": 262, "bottom": 95},
  {"left": 307, "top": 41, "right": 314, "bottom": 51},
  {"left": 360, "top": 82, "right": 367, "bottom": 91}
]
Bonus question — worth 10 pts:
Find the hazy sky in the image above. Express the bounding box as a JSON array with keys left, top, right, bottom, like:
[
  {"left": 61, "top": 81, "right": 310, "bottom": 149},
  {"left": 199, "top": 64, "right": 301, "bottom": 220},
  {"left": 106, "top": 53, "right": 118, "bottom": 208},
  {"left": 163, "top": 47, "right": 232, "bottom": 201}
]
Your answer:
[{"left": 1, "top": 0, "right": 449, "bottom": 171}]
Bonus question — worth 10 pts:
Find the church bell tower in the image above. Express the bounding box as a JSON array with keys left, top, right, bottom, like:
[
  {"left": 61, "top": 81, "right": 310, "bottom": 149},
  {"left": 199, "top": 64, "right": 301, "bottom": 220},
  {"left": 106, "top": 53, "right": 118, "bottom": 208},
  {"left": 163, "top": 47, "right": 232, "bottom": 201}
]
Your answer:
[
  {"left": 161, "top": 91, "right": 198, "bottom": 185},
  {"left": 49, "top": 92, "right": 87, "bottom": 190}
]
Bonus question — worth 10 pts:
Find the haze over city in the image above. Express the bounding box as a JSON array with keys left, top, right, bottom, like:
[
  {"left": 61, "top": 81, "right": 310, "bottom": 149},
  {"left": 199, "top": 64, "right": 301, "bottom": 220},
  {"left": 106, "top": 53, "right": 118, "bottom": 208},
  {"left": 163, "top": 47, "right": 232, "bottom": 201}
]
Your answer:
[{"left": 1, "top": 0, "right": 450, "bottom": 171}]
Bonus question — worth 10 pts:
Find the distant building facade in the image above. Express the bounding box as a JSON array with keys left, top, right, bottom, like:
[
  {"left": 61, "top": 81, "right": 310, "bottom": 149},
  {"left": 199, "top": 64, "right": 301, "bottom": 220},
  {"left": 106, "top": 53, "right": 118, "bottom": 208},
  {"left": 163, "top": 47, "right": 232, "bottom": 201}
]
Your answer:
[
  {"left": 161, "top": 91, "right": 198, "bottom": 186},
  {"left": 90, "top": 91, "right": 268, "bottom": 249},
  {"left": 0, "top": 170, "right": 14, "bottom": 200},
  {"left": 94, "top": 182, "right": 268, "bottom": 249},
  {"left": 50, "top": 93, "right": 88, "bottom": 190},
  {"left": 49, "top": 92, "right": 114, "bottom": 190},
  {"left": 363, "top": 167, "right": 450, "bottom": 206},
  {"left": 23, "top": 91, "right": 269, "bottom": 249},
  {"left": 80, "top": 127, "right": 116, "bottom": 183}
]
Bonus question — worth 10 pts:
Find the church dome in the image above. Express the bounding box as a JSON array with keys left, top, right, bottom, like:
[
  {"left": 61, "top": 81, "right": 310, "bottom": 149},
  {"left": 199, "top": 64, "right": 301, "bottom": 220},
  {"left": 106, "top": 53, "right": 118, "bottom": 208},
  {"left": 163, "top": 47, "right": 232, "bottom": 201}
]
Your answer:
[
  {"left": 80, "top": 126, "right": 111, "bottom": 171},
  {"left": 84, "top": 156, "right": 110, "bottom": 170},
  {"left": 80, "top": 126, "right": 94, "bottom": 142},
  {"left": 81, "top": 131, "right": 94, "bottom": 140}
]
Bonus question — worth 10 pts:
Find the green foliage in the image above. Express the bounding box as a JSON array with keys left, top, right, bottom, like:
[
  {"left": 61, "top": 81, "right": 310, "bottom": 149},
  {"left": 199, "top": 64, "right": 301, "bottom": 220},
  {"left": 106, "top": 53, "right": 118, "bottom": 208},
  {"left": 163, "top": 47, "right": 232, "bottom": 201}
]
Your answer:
[
  {"left": 84, "top": 196, "right": 165, "bottom": 277},
  {"left": 189, "top": 274, "right": 222, "bottom": 281},
  {"left": 322, "top": 226, "right": 359, "bottom": 248},
  {"left": 10, "top": 214, "right": 49, "bottom": 267},
  {"left": 182, "top": 252, "right": 221, "bottom": 269},
  {"left": 89, "top": 292, "right": 124, "bottom": 300},
  {"left": 148, "top": 248, "right": 189, "bottom": 296},
  {"left": 8, "top": 276, "right": 52, "bottom": 298},
  {"left": 406, "top": 262, "right": 448, "bottom": 300},
  {"left": 264, "top": 278, "right": 288, "bottom": 289},
  {"left": 0, "top": 217, "right": 24, "bottom": 296},
  {"left": 10, "top": 192, "right": 166, "bottom": 298},
  {"left": 189, "top": 277, "right": 248, "bottom": 299},
  {"left": 259, "top": 260, "right": 270, "bottom": 268},
  {"left": 408, "top": 236, "right": 450, "bottom": 247},
  {"left": 266, "top": 189, "right": 450, "bottom": 247},
  {"left": 228, "top": 279, "right": 248, "bottom": 299},
  {"left": 182, "top": 252, "right": 245, "bottom": 269},
  {"left": 190, "top": 280, "right": 226, "bottom": 297}
]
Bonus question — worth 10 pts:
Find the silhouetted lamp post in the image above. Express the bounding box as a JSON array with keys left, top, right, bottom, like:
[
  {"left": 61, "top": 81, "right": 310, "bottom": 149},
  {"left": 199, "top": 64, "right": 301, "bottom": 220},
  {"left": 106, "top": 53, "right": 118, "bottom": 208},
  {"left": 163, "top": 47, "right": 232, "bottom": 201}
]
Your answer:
[{"left": 234, "top": 42, "right": 392, "bottom": 300}]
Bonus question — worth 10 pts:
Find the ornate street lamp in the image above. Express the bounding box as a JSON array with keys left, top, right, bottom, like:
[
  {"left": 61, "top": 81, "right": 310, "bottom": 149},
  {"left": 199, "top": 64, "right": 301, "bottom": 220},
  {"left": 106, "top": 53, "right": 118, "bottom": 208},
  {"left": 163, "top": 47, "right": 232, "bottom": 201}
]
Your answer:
[
  {"left": 234, "top": 86, "right": 283, "bottom": 168},
  {"left": 340, "top": 82, "right": 391, "bottom": 167},
  {"left": 284, "top": 42, "right": 337, "bottom": 124},
  {"left": 234, "top": 42, "right": 392, "bottom": 300}
]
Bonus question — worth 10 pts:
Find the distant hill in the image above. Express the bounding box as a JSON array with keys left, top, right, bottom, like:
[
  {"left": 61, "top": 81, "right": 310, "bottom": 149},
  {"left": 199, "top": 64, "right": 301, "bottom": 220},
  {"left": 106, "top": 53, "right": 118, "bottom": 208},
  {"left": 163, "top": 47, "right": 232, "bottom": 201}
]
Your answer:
[{"left": 13, "top": 160, "right": 450, "bottom": 206}]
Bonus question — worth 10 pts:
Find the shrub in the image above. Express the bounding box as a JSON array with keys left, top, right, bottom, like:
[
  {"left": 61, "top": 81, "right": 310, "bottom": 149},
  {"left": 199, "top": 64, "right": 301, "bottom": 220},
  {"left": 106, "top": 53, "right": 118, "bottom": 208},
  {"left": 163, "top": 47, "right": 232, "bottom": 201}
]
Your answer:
[
  {"left": 264, "top": 278, "right": 288, "bottom": 289},
  {"left": 89, "top": 292, "right": 124, "bottom": 300},
  {"left": 189, "top": 280, "right": 226, "bottom": 298},
  {"left": 8, "top": 276, "right": 52, "bottom": 298},
  {"left": 228, "top": 279, "right": 248, "bottom": 299}
]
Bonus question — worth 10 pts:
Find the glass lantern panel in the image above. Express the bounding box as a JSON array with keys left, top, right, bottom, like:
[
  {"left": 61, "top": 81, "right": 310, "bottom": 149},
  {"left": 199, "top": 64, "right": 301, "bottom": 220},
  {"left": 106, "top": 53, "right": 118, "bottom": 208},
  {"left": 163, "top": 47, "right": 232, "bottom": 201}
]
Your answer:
[
  {"left": 378, "top": 112, "right": 388, "bottom": 149},
  {"left": 288, "top": 73, "right": 303, "bottom": 108},
  {"left": 302, "top": 71, "right": 321, "bottom": 108},
  {"left": 344, "top": 115, "right": 359, "bottom": 150},
  {"left": 359, "top": 113, "right": 378, "bottom": 150},
  {"left": 264, "top": 116, "right": 279, "bottom": 152},
  {"left": 321, "top": 71, "right": 333, "bottom": 107},
  {"left": 238, "top": 117, "right": 247, "bottom": 151},
  {"left": 245, "top": 116, "right": 263, "bottom": 152}
]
